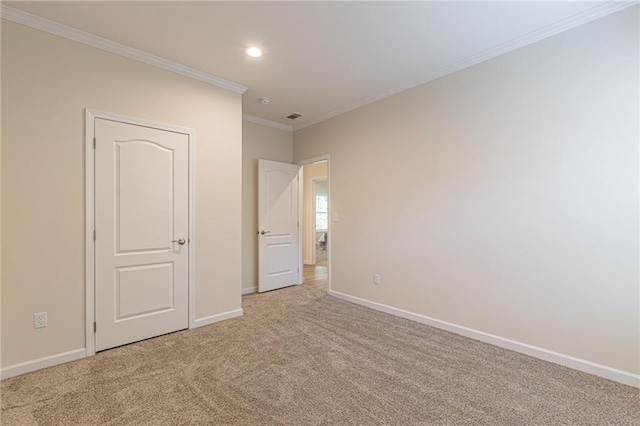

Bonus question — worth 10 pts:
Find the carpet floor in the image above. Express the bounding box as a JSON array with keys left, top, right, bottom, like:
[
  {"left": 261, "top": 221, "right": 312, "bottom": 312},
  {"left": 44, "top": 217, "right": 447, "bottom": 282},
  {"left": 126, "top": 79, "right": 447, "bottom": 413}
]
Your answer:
[{"left": 1, "top": 278, "right": 639, "bottom": 425}]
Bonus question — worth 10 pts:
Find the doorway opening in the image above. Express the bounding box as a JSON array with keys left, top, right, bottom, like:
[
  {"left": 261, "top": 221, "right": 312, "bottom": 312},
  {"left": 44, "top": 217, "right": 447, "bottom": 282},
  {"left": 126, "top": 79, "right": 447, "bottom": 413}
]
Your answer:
[
  {"left": 313, "top": 178, "right": 328, "bottom": 267},
  {"left": 299, "top": 157, "right": 330, "bottom": 293}
]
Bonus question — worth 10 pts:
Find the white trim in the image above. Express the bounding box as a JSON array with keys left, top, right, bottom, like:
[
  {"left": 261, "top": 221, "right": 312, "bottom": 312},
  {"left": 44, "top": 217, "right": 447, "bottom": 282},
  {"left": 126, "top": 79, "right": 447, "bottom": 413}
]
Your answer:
[
  {"left": 242, "top": 287, "right": 257, "bottom": 295},
  {"left": 4, "top": 2, "right": 632, "bottom": 131},
  {"left": 297, "top": 155, "right": 331, "bottom": 292},
  {"left": 308, "top": 177, "right": 318, "bottom": 265},
  {"left": 188, "top": 122, "right": 198, "bottom": 331},
  {"left": 294, "top": 1, "right": 638, "bottom": 131},
  {"left": 329, "top": 290, "right": 640, "bottom": 388},
  {"left": 85, "top": 109, "right": 197, "bottom": 356},
  {"left": 84, "top": 110, "right": 96, "bottom": 357},
  {"left": 192, "top": 309, "right": 243, "bottom": 328},
  {"left": 298, "top": 155, "right": 331, "bottom": 166},
  {"left": 242, "top": 114, "right": 293, "bottom": 132},
  {"left": 0, "top": 349, "right": 86, "bottom": 380},
  {"left": 0, "top": 5, "right": 247, "bottom": 94},
  {"left": 297, "top": 167, "right": 304, "bottom": 283}
]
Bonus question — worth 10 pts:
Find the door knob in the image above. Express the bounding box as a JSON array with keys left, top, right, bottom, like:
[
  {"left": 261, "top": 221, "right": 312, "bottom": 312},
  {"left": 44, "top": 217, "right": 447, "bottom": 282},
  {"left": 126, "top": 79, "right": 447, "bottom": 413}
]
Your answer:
[
  {"left": 172, "top": 238, "right": 186, "bottom": 245},
  {"left": 260, "top": 230, "right": 271, "bottom": 235}
]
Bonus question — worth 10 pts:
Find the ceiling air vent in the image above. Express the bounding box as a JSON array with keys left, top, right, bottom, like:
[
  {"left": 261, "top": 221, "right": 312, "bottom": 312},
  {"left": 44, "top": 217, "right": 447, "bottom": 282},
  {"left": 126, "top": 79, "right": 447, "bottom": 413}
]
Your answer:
[{"left": 285, "top": 113, "right": 303, "bottom": 120}]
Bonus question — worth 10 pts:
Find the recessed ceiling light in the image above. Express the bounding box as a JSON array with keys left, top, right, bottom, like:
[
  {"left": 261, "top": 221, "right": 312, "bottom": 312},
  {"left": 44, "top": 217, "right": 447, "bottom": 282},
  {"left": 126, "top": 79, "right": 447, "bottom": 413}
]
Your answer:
[{"left": 246, "top": 47, "right": 262, "bottom": 58}]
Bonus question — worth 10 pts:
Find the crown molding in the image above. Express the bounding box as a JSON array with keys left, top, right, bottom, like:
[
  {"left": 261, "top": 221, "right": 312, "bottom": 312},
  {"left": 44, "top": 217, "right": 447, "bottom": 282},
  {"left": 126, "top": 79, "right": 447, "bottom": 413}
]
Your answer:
[
  {"left": 0, "top": 5, "right": 248, "bottom": 94},
  {"left": 295, "top": 0, "right": 638, "bottom": 131},
  {"left": 243, "top": 114, "right": 293, "bottom": 132}
]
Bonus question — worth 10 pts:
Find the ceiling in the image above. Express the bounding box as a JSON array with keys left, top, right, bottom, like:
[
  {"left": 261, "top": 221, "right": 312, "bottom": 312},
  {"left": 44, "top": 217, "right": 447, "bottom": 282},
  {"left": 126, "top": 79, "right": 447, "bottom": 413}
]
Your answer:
[{"left": 3, "top": 1, "right": 620, "bottom": 130}]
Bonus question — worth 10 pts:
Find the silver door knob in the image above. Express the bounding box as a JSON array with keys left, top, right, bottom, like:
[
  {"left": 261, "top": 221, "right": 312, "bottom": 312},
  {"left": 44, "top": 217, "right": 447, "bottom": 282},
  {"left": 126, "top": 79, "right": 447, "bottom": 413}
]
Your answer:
[
  {"left": 172, "top": 238, "right": 186, "bottom": 245},
  {"left": 260, "top": 230, "right": 271, "bottom": 235}
]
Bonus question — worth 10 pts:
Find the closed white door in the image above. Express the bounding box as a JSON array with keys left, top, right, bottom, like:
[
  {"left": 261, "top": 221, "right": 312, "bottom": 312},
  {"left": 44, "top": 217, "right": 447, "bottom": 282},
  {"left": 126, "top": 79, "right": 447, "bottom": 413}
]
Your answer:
[
  {"left": 95, "top": 118, "right": 189, "bottom": 351},
  {"left": 258, "top": 159, "right": 301, "bottom": 292}
]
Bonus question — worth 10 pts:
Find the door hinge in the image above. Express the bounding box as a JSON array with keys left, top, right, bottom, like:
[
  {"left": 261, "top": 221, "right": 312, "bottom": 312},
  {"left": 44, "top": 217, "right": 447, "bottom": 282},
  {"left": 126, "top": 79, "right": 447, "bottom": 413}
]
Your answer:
[
  {"left": 93, "top": 230, "right": 96, "bottom": 241},
  {"left": 93, "top": 137, "right": 96, "bottom": 149},
  {"left": 297, "top": 221, "right": 299, "bottom": 228},
  {"left": 297, "top": 267, "right": 300, "bottom": 273},
  {"left": 94, "top": 321, "right": 97, "bottom": 332}
]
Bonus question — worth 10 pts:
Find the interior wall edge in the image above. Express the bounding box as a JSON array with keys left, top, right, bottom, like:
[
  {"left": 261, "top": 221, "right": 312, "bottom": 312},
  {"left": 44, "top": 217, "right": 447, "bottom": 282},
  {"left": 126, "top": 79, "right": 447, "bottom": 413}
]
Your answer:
[
  {"left": 329, "top": 290, "right": 640, "bottom": 388},
  {"left": 0, "top": 348, "right": 86, "bottom": 381},
  {"left": 293, "top": 7, "right": 638, "bottom": 378},
  {"left": 0, "top": 307, "right": 246, "bottom": 380},
  {"left": 0, "top": 5, "right": 248, "bottom": 94},
  {"left": 192, "top": 308, "right": 243, "bottom": 329},
  {"left": 293, "top": 1, "right": 638, "bottom": 131},
  {"left": 242, "top": 114, "right": 293, "bottom": 132}
]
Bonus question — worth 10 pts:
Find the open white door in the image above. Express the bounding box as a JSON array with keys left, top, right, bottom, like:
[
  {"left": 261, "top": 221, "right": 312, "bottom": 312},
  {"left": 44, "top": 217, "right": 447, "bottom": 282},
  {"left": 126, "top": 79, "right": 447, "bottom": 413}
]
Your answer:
[
  {"left": 94, "top": 118, "right": 189, "bottom": 351},
  {"left": 258, "top": 159, "right": 301, "bottom": 292}
]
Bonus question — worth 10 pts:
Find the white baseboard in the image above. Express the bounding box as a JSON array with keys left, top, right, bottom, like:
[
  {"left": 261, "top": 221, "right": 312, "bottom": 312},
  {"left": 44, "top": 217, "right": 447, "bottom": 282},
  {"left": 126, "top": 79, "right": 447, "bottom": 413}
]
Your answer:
[
  {"left": 192, "top": 308, "right": 243, "bottom": 328},
  {"left": 329, "top": 290, "right": 639, "bottom": 388},
  {"left": 0, "top": 348, "right": 86, "bottom": 380},
  {"left": 242, "top": 287, "right": 257, "bottom": 295},
  {"left": 2, "top": 309, "right": 243, "bottom": 380}
]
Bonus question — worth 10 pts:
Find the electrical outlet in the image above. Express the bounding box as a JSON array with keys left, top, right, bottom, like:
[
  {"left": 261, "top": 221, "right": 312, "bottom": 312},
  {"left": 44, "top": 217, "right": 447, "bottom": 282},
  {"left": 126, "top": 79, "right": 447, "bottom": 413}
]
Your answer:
[
  {"left": 34, "top": 312, "right": 47, "bottom": 329},
  {"left": 373, "top": 274, "right": 381, "bottom": 285}
]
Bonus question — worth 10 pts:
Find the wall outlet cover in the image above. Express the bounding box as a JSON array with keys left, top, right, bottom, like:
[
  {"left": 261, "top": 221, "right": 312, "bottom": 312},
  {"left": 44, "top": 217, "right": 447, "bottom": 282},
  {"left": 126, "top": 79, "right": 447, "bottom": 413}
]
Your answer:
[{"left": 34, "top": 312, "right": 48, "bottom": 329}]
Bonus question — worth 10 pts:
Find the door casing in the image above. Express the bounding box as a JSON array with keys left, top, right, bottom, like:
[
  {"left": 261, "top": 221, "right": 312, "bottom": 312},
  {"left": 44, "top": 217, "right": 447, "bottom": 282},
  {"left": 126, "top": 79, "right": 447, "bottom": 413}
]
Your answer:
[
  {"left": 84, "top": 109, "right": 196, "bottom": 356},
  {"left": 297, "top": 155, "right": 331, "bottom": 293}
]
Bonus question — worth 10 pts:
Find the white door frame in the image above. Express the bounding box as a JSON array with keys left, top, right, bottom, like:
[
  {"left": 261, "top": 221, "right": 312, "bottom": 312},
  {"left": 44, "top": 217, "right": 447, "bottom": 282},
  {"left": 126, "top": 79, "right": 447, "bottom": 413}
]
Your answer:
[
  {"left": 84, "top": 109, "right": 196, "bottom": 356},
  {"left": 297, "top": 155, "right": 331, "bottom": 292}
]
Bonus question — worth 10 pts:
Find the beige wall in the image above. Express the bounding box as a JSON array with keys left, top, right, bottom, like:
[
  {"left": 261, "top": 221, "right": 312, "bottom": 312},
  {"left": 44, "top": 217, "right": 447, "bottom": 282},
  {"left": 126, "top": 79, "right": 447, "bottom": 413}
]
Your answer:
[
  {"left": 294, "top": 8, "right": 639, "bottom": 374},
  {"left": 302, "top": 162, "right": 327, "bottom": 264},
  {"left": 242, "top": 121, "right": 293, "bottom": 293},
  {"left": 1, "top": 22, "right": 242, "bottom": 367}
]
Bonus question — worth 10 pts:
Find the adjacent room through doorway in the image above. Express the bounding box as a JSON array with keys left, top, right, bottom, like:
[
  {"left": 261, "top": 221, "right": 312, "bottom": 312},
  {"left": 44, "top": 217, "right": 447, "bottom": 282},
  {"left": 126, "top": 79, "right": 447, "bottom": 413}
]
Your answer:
[{"left": 301, "top": 159, "right": 328, "bottom": 291}]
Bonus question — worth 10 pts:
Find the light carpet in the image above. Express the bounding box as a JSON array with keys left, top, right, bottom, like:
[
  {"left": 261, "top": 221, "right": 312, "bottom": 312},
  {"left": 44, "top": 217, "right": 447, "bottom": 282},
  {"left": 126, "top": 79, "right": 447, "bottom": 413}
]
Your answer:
[{"left": 2, "top": 281, "right": 639, "bottom": 425}]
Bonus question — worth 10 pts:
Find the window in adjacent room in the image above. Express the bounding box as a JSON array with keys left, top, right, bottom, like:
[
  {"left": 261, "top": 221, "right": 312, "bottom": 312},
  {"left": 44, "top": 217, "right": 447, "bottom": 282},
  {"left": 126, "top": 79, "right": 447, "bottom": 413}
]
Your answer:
[{"left": 315, "top": 194, "right": 328, "bottom": 231}]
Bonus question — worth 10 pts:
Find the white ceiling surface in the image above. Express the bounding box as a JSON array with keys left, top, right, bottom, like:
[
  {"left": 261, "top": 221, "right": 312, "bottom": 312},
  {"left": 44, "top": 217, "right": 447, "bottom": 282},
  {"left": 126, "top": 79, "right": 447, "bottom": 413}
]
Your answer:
[{"left": 4, "top": 1, "right": 620, "bottom": 130}]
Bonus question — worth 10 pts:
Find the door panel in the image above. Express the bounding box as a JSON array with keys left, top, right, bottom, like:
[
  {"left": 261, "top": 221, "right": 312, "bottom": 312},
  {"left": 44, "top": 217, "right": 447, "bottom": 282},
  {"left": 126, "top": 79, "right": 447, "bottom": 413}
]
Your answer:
[
  {"left": 95, "top": 118, "right": 189, "bottom": 351},
  {"left": 258, "top": 159, "right": 300, "bottom": 292},
  {"left": 116, "top": 141, "right": 174, "bottom": 253},
  {"left": 116, "top": 262, "right": 174, "bottom": 319},
  {"left": 267, "top": 241, "right": 294, "bottom": 274}
]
